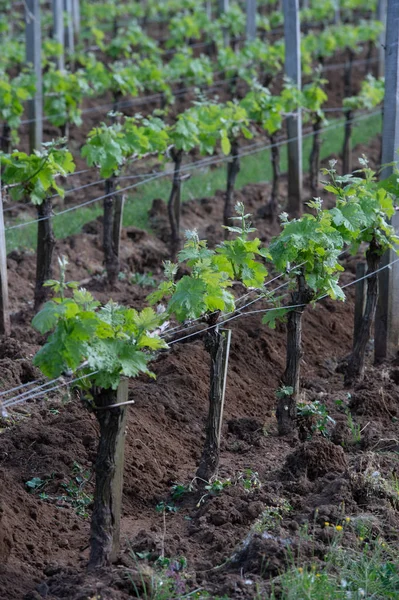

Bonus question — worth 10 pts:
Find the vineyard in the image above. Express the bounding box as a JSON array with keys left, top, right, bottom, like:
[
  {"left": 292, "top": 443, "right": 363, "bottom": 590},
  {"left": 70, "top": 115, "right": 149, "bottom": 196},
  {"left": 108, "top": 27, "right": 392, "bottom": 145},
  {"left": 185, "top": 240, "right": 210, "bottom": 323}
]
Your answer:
[{"left": 0, "top": 0, "right": 399, "bottom": 598}]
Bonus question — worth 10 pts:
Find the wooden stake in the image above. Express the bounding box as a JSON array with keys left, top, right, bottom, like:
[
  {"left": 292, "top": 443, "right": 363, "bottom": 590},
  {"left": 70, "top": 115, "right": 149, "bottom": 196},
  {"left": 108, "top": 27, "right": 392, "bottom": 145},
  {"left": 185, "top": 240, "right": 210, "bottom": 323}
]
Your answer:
[
  {"left": 112, "top": 194, "right": 125, "bottom": 263},
  {"left": 353, "top": 262, "right": 366, "bottom": 347},
  {"left": 246, "top": 0, "right": 257, "bottom": 41},
  {"left": 197, "top": 327, "right": 232, "bottom": 482},
  {"left": 0, "top": 175, "right": 10, "bottom": 336},
  {"left": 283, "top": 0, "right": 303, "bottom": 217},
  {"left": 89, "top": 379, "right": 129, "bottom": 568},
  {"left": 25, "top": 0, "right": 42, "bottom": 152},
  {"left": 375, "top": 212, "right": 399, "bottom": 361},
  {"left": 217, "top": 328, "right": 232, "bottom": 444},
  {"left": 52, "top": 0, "right": 65, "bottom": 71}
]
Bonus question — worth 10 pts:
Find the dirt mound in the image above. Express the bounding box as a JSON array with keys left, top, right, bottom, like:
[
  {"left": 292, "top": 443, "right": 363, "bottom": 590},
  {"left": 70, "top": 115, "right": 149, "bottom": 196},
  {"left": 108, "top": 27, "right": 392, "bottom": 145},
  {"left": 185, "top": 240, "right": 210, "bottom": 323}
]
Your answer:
[
  {"left": 350, "top": 377, "right": 399, "bottom": 421},
  {"left": 283, "top": 438, "right": 348, "bottom": 481}
]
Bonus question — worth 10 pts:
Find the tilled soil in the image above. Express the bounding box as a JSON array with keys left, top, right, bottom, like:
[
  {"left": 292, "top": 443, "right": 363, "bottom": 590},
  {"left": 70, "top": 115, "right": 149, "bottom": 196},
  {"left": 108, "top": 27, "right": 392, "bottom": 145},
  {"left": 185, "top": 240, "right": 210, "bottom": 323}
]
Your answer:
[{"left": 1, "top": 135, "right": 398, "bottom": 600}]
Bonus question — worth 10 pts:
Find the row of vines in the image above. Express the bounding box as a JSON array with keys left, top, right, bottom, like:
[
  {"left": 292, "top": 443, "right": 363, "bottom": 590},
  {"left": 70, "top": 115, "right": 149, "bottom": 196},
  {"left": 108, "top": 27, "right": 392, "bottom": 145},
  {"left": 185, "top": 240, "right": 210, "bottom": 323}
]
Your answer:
[{"left": 0, "top": 0, "right": 397, "bottom": 578}]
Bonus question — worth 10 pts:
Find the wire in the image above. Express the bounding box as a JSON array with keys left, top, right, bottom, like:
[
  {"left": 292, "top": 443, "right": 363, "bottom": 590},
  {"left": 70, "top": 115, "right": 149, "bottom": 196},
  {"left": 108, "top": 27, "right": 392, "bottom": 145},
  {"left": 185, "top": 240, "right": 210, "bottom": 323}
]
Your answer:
[
  {"left": 18, "top": 53, "right": 379, "bottom": 127},
  {"left": 0, "top": 377, "right": 45, "bottom": 398},
  {"left": 2, "top": 371, "right": 99, "bottom": 411},
  {"left": 167, "top": 256, "right": 399, "bottom": 347},
  {"left": 5, "top": 107, "right": 381, "bottom": 233},
  {"left": 2, "top": 236, "right": 391, "bottom": 410}
]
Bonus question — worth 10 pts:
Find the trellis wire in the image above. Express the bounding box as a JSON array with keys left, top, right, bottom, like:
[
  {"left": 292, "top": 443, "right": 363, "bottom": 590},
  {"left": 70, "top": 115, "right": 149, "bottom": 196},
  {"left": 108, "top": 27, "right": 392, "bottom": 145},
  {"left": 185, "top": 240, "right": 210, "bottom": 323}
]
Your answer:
[
  {"left": 1, "top": 252, "right": 395, "bottom": 410},
  {"left": 17, "top": 55, "right": 379, "bottom": 128},
  {"left": 4, "top": 107, "right": 381, "bottom": 233},
  {"left": 1, "top": 371, "right": 99, "bottom": 411}
]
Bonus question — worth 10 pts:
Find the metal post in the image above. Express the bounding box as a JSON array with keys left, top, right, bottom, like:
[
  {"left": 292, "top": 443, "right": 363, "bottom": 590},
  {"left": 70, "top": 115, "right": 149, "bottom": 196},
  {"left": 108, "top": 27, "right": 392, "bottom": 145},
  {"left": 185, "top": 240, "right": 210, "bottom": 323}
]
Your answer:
[
  {"left": 334, "top": 0, "right": 341, "bottom": 24},
  {"left": 72, "top": 0, "right": 80, "bottom": 36},
  {"left": 283, "top": 0, "right": 303, "bottom": 217},
  {"left": 246, "top": 0, "right": 257, "bottom": 41},
  {"left": 218, "top": 0, "right": 230, "bottom": 46},
  {"left": 52, "top": 0, "right": 65, "bottom": 71},
  {"left": 64, "top": 0, "right": 74, "bottom": 56},
  {"left": 25, "top": 0, "right": 42, "bottom": 152},
  {"left": 375, "top": 212, "right": 399, "bottom": 361},
  {"left": 375, "top": 0, "right": 399, "bottom": 361},
  {"left": 0, "top": 175, "right": 10, "bottom": 336},
  {"left": 376, "top": 0, "right": 387, "bottom": 78}
]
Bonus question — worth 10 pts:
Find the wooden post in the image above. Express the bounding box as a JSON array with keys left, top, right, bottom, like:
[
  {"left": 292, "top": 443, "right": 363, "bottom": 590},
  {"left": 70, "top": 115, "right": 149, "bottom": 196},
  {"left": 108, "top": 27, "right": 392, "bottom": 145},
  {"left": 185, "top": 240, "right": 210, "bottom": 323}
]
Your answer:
[
  {"left": 197, "top": 328, "right": 232, "bottom": 482},
  {"left": 25, "top": 0, "right": 42, "bottom": 152},
  {"left": 217, "top": 329, "right": 232, "bottom": 444},
  {"left": 353, "top": 262, "right": 366, "bottom": 347},
  {"left": 0, "top": 176, "right": 10, "bottom": 336},
  {"left": 283, "top": 0, "right": 303, "bottom": 217},
  {"left": 375, "top": 0, "right": 399, "bottom": 361},
  {"left": 375, "top": 212, "right": 399, "bottom": 361},
  {"left": 112, "top": 194, "right": 125, "bottom": 264},
  {"left": 376, "top": 0, "right": 387, "bottom": 78},
  {"left": 206, "top": 0, "right": 212, "bottom": 19},
  {"left": 64, "top": 0, "right": 74, "bottom": 57},
  {"left": 52, "top": 0, "right": 65, "bottom": 71},
  {"left": 246, "top": 0, "right": 257, "bottom": 41},
  {"left": 89, "top": 379, "right": 129, "bottom": 568}
]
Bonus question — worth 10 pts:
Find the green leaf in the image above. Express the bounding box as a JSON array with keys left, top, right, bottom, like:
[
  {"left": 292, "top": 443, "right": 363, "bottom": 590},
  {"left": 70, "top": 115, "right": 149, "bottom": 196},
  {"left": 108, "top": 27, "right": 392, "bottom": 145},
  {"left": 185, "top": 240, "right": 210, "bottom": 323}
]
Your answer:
[
  {"left": 221, "top": 135, "right": 231, "bottom": 155},
  {"left": 169, "top": 276, "right": 207, "bottom": 321},
  {"left": 262, "top": 307, "right": 289, "bottom": 329},
  {"left": 32, "top": 301, "right": 65, "bottom": 334}
]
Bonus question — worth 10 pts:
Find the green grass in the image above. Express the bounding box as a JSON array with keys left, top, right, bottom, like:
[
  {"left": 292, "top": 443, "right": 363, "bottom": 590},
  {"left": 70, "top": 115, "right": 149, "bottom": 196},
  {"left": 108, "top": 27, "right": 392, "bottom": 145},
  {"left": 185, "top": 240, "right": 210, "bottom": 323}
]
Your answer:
[
  {"left": 5, "top": 113, "right": 382, "bottom": 253},
  {"left": 267, "top": 533, "right": 399, "bottom": 600}
]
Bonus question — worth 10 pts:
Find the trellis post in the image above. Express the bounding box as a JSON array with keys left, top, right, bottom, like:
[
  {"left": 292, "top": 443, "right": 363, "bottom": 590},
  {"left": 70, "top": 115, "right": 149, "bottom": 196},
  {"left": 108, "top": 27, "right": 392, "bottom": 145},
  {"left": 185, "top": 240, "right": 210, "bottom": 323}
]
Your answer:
[
  {"left": 283, "top": 0, "right": 303, "bottom": 217},
  {"left": 52, "top": 0, "right": 65, "bottom": 71},
  {"left": 25, "top": 0, "right": 43, "bottom": 152},
  {"left": 72, "top": 0, "right": 80, "bottom": 37},
  {"left": 375, "top": 0, "right": 399, "bottom": 362},
  {"left": 334, "top": 0, "right": 341, "bottom": 24},
  {"left": 376, "top": 0, "right": 387, "bottom": 77},
  {"left": 63, "top": 0, "right": 75, "bottom": 57},
  {"left": 0, "top": 175, "right": 10, "bottom": 336},
  {"left": 353, "top": 263, "right": 366, "bottom": 346},
  {"left": 246, "top": 0, "right": 257, "bottom": 41},
  {"left": 218, "top": 0, "right": 230, "bottom": 46}
]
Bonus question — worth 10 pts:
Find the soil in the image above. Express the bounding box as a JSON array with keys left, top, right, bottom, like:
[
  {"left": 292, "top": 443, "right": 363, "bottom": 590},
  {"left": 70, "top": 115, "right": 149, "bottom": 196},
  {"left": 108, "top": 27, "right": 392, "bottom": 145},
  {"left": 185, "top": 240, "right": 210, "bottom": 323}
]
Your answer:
[{"left": 0, "top": 128, "right": 398, "bottom": 600}]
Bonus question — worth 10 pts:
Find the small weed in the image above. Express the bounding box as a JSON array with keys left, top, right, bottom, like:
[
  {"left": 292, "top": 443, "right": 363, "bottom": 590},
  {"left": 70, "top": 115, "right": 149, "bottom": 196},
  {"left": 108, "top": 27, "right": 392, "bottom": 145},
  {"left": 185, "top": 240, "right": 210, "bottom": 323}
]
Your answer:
[
  {"left": 170, "top": 481, "right": 194, "bottom": 501},
  {"left": 60, "top": 462, "right": 92, "bottom": 518},
  {"left": 26, "top": 463, "right": 92, "bottom": 518},
  {"left": 276, "top": 385, "right": 294, "bottom": 399},
  {"left": 345, "top": 409, "right": 362, "bottom": 444},
  {"left": 237, "top": 468, "right": 262, "bottom": 492},
  {"left": 197, "top": 478, "right": 231, "bottom": 507},
  {"left": 156, "top": 501, "right": 177, "bottom": 514},
  {"left": 131, "top": 271, "right": 156, "bottom": 288},
  {"left": 253, "top": 499, "right": 292, "bottom": 534},
  {"left": 297, "top": 401, "right": 335, "bottom": 440},
  {"left": 25, "top": 475, "right": 54, "bottom": 492}
]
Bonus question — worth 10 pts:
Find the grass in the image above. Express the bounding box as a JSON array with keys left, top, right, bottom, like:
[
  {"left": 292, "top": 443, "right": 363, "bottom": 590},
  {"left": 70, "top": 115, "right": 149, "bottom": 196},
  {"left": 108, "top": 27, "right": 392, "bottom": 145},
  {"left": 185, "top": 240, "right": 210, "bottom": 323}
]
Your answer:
[
  {"left": 126, "top": 524, "right": 399, "bottom": 599},
  {"left": 5, "top": 113, "right": 382, "bottom": 253},
  {"left": 267, "top": 533, "right": 399, "bottom": 599}
]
